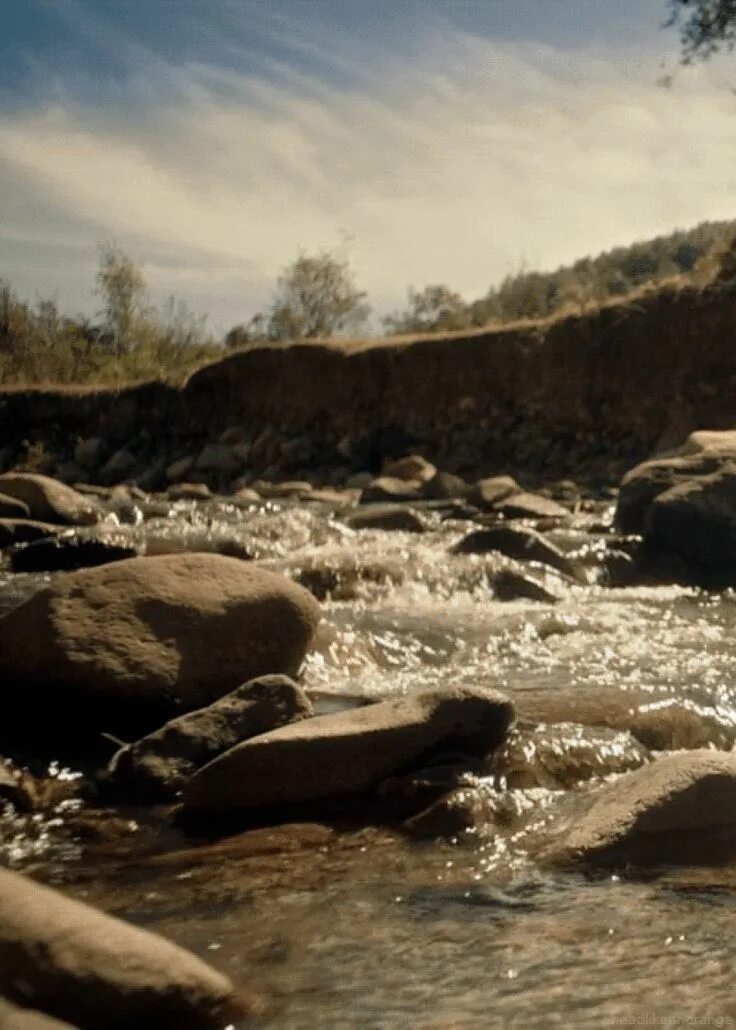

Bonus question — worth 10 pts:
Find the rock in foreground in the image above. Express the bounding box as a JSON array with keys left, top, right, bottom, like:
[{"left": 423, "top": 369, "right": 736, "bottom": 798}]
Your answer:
[
  {"left": 0, "top": 996, "right": 73, "bottom": 1029},
  {"left": 106, "top": 674, "right": 313, "bottom": 800},
  {"left": 553, "top": 750, "right": 736, "bottom": 867},
  {"left": 183, "top": 686, "right": 514, "bottom": 812},
  {"left": 0, "top": 554, "right": 320, "bottom": 733},
  {"left": 0, "top": 867, "right": 254, "bottom": 1028}
]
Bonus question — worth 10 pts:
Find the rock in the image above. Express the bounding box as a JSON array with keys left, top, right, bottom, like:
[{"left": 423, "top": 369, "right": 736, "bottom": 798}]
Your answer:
[
  {"left": 167, "top": 482, "right": 212, "bottom": 502},
  {"left": 0, "top": 494, "right": 30, "bottom": 520},
  {"left": 183, "top": 686, "right": 514, "bottom": 812},
  {"left": 467, "top": 476, "right": 519, "bottom": 509},
  {"left": 99, "top": 448, "right": 138, "bottom": 485},
  {"left": 346, "top": 505, "right": 426, "bottom": 533},
  {"left": 165, "top": 456, "right": 194, "bottom": 483},
  {"left": 105, "top": 675, "right": 313, "bottom": 800},
  {"left": 600, "top": 548, "right": 639, "bottom": 587},
  {"left": 615, "top": 430, "right": 736, "bottom": 535},
  {"left": 0, "top": 520, "right": 63, "bottom": 549},
  {"left": 74, "top": 437, "right": 103, "bottom": 470},
  {"left": 0, "top": 996, "right": 74, "bottom": 1029},
  {"left": 421, "top": 471, "right": 468, "bottom": 500},
  {"left": 9, "top": 530, "right": 139, "bottom": 573},
  {"left": 195, "top": 443, "right": 241, "bottom": 477},
  {"left": 452, "top": 525, "right": 580, "bottom": 578},
  {"left": 403, "top": 786, "right": 495, "bottom": 838},
  {"left": 345, "top": 471, "right": 373, "bottom": 490},
  {"left": 382, "top": 455, "right": 436, "bottom": 483},
  {"left": 219, "top": 425, "right": 248, "bottom": 445},
  {"left": 0, "top": 475, "right": 101, "bottom": 526},
  {"left": 640, "top": 463, "right": 736, "bottom": 586},
  {"left": 260, "top": 481, "right": 312, "bottom": 499},
  {"left": 301, "top": 488, "right": 356, "bottom": 507},
  {"left": 360, "top": 476, "right": 422, "bottom": 503},
  {"left": 0, "top": 554, "right": 321, "bottom": 733},
  {"left": 490, "top": 567, "right": 562, "bottom": 603},
  {"left": 0, "top": 867, "right": 253, "bottom": 1028},
  {"left": 0, "top": 760, "right": 37, "bottom": 812},
  {"left": 230, "top": 486, "right": 261, "bottom": 505},
  {"left": 494, "top": 491, "right": 570, "bottom": 521},
  {"left": 553, "top": 750, "right": 736, "bottom": 867}
]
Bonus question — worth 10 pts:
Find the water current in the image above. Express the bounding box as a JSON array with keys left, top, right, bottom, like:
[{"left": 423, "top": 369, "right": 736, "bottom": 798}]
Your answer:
[{"left": 2, "top": 496, "right": 736, "bottom": 1028}]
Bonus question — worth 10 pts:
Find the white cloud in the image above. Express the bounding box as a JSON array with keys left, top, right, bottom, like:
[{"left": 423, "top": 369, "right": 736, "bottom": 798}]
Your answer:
[{"left": 1, "top": 28, "right": 736, "bottom": 333}]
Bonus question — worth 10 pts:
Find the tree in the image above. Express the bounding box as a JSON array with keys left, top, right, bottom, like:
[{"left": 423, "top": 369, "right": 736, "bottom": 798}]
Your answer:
[
  {"left": 95, "top": 243, "right": 147, "bottom": 356},
  {"left": 668, "top": 0, "right": 736, "bottom": 61},
  {"left": 266, "top": 249, "right": 370, "bottom": 341},
  {"left": 383, "top": 284, "right": 471, "bottom": 334}
]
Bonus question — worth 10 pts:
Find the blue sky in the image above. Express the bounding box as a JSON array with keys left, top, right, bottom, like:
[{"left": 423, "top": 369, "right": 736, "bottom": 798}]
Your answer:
[{"left": 2, "top": 0, "right": 735, "bottom": 334}]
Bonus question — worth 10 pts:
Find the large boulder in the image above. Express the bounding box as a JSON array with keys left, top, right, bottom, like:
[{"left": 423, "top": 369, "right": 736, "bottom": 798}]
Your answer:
[
  {"left": 615, "top": 429, "right": 736, "bottom": 535},
  {"left": 105, "top": 674, "right": 313, "bottom": 800},
  {"left": 553, "top": 750, "right": 736, "bottom": 867},
  {"left": 0, "top": 474, "right": 101, "bottom": 526},
  {"left": 183, "top": 686, "right": 514, "bottom": 812},
  {"left": 616, "top": 431, "right": 736, "bottom": 585},
  {"left": 0, "top": 868, "right": 254, "bottom": 1028},
  {"left": 0, "top": 554, "right": 320, "bottom": 733}
]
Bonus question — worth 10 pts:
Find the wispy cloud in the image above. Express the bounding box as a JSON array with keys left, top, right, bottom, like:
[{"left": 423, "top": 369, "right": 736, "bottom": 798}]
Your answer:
[{"left": 1, "top": 6, "right": 736, "bottom": 332}]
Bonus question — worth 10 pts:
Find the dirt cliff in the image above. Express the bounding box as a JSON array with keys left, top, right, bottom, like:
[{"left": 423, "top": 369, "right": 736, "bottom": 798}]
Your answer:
[{"left": 2, "top": 281, "right": 736, "bottom": 484}]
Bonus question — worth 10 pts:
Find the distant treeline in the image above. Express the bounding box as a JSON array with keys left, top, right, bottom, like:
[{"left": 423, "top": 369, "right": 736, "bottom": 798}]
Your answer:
[{"left": 1, "top": 219, "right": 734, "bottom": 385}]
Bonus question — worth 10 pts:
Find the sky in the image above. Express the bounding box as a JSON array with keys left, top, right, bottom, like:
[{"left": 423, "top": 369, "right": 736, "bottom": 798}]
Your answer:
[{"left": 2, "top": 0, "right": 736, "bottom": 335}]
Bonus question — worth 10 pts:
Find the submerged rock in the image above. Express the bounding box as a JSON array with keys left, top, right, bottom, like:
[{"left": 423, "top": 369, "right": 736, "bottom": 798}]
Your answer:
[
  {"left": 0, "top": 867, "right": 254, "bottom": 1028},
  {"left": 346, "top": 505, "right": 426, "bottom": 533},
  {"left": 552, "top": 750, "right": 736, "bottom": 867},
  {"left": 452, "top": 524, "right": 579, "bottom": 579},
  {"left": 105, "top": 674, "right": 313, "bottom": 800},
  {"left": 183, "top": 686, "right": 514, "bottom": 813},
  {"left": 490, "top": 566, "right": 563, "bottom": 603},
  {"left": 0, "top": 474, "right": 101, "bottom": 526},
  {"left": 0, "top": 554, "right": 321, "bottom": 733},
  {"left": 0, "top": 760, "right": 38, "bottom": 812}
]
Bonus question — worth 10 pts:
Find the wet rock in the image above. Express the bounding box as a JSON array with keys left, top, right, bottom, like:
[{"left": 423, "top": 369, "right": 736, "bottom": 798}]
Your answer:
[
  {"left": 230, "top": 486, "right": 261, "bottom": 505},
  {"left": 0, "top": 520, "right": 62, "bottom": 549},
  {"left": 490, "top": 566, "right": 563, "bottom": 603},
  {"left": 345, "top": 471, "right": 373, "bottom": 490},
  {"left": 360, "top": 476, "right": 423, "bottom": 503},
  {"left": 9, "top": 530, "right": 139, "bottom": 573},
  {"left": 219, "top": 425, "right": 248, "bottom": 445},
  {"left": 346, "top": 505, "right": 426, "bottom": 533},
  {"left": 494, "top": 491, "right": 570, "bottom": 522},
  {"left": 467, "top": 475, "right": 519, "bottom": 509},
  {"left": 452, "top": 524, "right": 580, "bottom": 579},
  {"left": 301, "top": 488, "right": 356, "bottom": 507},
  {"left": 0, "top": 494, "right": 30, "bottom": 520},
  {"left": 195, "top": 442, "right": 241, "bottom": 477},
  {"left": 490, "top": 723, "right": 650, "bottom": 790},
  {"left": 0, "top": 554, "right": 321, "bottom": 733},
  {"left": 0, "top": 996, "right": 74, "bottom": 1029},
  {"left": 183, "top": 686, "right": 514, "bottom": 812},
  {"left": 167, "top": 482, "right": 212, "bottom": 501},
  {"left": 0, "top": 474, "right": 101, "bottom": 526},
  {"left": 382, "top": 455, "right": 436, "bottom": 483},
  {"left": 600, "top": 548, "right": 640, "bottom": 587},
  {"left": 403, "top": 787, "right": 495, "bottom": 838},
  {"left": 105, "top": 674, "right": 313, "bottom": 800},
  {"left": 288, "top": 552, "right": 405, "bottom": 600},
  {"left": 628, "top": 702, "right": 736, "bottom": 752},
  {"left": 421, "top": 470, "right": 468, "bottom": 500},
  {"left": 0, "top": 867, "right": 254, "bottom": 1028},
  {"left": 553, "top": 750, "right": 736, "bottom": 867},
  {"left": 260, "top": 481, "right": 312, "bottom": 499}
]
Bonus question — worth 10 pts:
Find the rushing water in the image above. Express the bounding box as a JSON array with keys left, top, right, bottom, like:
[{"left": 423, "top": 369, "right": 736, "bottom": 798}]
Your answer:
[{"left": 3, "top": 495, "right": 736, "bottom": 1028}]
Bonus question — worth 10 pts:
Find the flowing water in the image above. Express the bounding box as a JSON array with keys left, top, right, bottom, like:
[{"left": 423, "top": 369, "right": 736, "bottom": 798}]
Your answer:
[{"left": 3, "top": 496, "right": 736, "bottom": 1028}]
